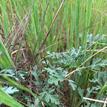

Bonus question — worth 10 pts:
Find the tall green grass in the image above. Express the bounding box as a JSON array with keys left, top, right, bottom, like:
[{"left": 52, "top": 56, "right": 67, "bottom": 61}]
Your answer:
[
  {"left": 1, "top": 0, "right": 107, "bottom": 54},
  {"left": 0, "top": 0, "right": 107, "bottom": 84}
]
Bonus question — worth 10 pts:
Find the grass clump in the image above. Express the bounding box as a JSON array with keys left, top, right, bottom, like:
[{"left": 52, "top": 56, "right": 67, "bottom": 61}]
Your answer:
[{"left": 0, "top": 0, "right": 107, "bottom": 107}]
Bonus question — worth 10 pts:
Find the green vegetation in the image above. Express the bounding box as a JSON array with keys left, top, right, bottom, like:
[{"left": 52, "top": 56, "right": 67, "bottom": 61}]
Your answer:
[{"left": 0, "top": 0, "right": 107, "bottom": 107}]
